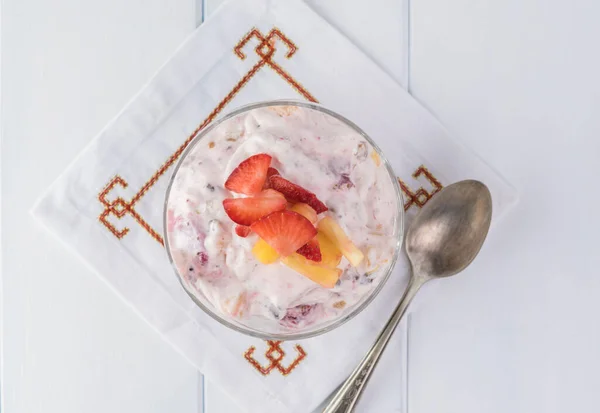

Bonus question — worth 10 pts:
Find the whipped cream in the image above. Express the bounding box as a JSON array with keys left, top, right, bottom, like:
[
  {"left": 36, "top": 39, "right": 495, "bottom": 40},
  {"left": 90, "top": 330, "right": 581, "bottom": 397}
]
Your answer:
[{"left": 165, "top": 103, "right": 399, "bottom": 335}]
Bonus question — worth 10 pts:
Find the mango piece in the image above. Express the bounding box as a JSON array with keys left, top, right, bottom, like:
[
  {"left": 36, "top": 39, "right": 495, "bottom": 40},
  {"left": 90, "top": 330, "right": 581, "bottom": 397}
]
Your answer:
[
  {"left": 282, "top": 253, "right": 342, "bottom": 288},
  {"left": 252, "top": 238, "right": 280, "bottom": 264},
  {"left": 317, "top": 217, "right": 364, "bottom": 267},
  {"left": 317, "top": 231, "right": 342, "bottom": 268},
  {"left": 290, "top": 203, "right": 318, "bottom": 223}
]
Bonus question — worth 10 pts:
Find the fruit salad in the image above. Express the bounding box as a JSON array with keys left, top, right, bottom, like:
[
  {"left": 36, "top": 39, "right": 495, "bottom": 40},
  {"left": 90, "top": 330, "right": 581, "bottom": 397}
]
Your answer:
[{"left": 165, "top": 103, "right": 400, "bottom": 335}]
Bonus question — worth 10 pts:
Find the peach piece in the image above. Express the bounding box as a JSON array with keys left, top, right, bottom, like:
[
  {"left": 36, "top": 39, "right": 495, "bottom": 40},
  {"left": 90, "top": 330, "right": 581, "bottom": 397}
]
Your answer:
[
  {"left": 282, "top": 254, "right": 342, "bottom": 288},
  {"left": 252, "top": 238, "right": 280, "bottom": 264},
  {"left": 290, "top": 203, "right": 318, "bottom": 224},
  {"left": 317, "top": 217, "right": 364, "bottom": 267},
  {"left": 316, "top": 231, "right": 342, "bottom": 268}
]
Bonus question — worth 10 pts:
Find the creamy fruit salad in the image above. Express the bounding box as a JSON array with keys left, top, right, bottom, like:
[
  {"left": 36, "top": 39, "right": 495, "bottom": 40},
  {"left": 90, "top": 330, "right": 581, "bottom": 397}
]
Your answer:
[{"left": 165, "top": 103, "right": 400, "bottom": 335}]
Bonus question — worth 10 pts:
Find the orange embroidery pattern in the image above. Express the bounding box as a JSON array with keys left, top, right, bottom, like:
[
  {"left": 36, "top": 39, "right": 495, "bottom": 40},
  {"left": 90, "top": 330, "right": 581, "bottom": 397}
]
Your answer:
[
  {"left": 244, "top": 340, "right": 307, "bottom": 376},
  {"left": 99, "top": 176, "right": 165, "bottom": 243},
  {"left": 98, "top": 28, "right": 317, "bottom": 244},
  {"left": 97, "top": 28, "right": 443, "bottom": 378},
  {"left": 398, "top": 165, "right": 443, "bottom": 211}
]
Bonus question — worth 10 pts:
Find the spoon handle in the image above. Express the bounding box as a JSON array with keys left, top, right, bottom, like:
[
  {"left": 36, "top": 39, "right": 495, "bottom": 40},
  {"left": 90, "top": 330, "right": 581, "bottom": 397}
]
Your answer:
[{"left": 322, "top": 274, "right": 428, "bottom": 413}]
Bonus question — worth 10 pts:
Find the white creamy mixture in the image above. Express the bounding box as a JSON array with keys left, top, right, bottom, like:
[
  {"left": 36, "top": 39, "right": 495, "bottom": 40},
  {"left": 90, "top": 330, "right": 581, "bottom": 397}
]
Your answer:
[{"left": 166, "top": 104, "right": 399, "bottom": 334}]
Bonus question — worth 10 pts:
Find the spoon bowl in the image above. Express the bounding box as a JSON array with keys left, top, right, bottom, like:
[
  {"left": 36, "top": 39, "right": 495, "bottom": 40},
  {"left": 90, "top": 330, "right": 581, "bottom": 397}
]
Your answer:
[{"left": 407, "top": 180, "right": 492, "bottom": 278}]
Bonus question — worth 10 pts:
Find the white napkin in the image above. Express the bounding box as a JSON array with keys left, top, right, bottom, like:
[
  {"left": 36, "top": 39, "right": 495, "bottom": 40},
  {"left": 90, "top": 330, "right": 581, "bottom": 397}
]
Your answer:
[{"left": 32, "top": 0, "right": 518, "bottom": 412}]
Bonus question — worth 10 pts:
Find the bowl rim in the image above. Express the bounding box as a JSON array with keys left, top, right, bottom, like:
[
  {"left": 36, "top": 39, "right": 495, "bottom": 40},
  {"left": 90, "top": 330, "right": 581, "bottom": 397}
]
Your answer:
[{"left": 163, "top": 99, "right": 404, "bottom": 340}]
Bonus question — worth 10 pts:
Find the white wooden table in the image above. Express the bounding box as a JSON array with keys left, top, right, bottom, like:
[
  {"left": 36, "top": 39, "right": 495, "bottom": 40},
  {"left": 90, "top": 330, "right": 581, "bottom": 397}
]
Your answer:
[{"left": 3, "top": 0, "right": 600, "bottom": 412}]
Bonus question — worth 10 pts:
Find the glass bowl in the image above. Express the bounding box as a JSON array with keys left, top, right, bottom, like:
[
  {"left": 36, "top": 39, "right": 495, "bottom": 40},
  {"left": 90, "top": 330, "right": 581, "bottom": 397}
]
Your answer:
[{"left": 163, "top": 100, "right": 404, "bottom": 340}]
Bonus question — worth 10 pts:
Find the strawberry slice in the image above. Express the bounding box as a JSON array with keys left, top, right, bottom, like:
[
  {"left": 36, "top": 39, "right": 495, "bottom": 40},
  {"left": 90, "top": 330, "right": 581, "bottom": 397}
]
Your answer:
[
  {"left": 267, "top": 167, "right": 280, "bottom": 178},
  {"left": 297, "top": 238, "right": 322, "bottom": 262},
  {"left": 235, "top": 225, "right": 252, "bottom": 238},
  {"left": 222, "top": 189, "right": 286, "bottom": 226},
  {"left": 225, "top": 154, "right": 272, "bottom": 195},
  {"left": 250, "top": 210, "right": 317, "bottom": 256},
  {"left": 263, "top": 167, "right": 280, "bottom": 189},
  {"left": 268, "top": 175, "right": 328, "bottom": 214}
]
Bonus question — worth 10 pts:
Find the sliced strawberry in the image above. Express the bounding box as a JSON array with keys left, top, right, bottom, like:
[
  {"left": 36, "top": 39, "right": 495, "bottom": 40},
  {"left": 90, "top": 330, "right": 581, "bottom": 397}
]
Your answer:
[
  {"left": 225, "top": 154, "right": 272, "bottom": 195},
  {"left": 297, "top": 238, "right": 322, "bottom": 262},
  {"left": 222, "top": 190, "right": 286, "bottom": 226},
  {"left": 250, "top": 210, "right": 317, "bottom": 256},
  {"left": 263, "top": 167, "right": 281, "bottom": 189},
  {"left": 235, "top": 225, "right": 252, "bottom": 238},
  {"left": 261, "top": 189, "right": 285, "bottom": 199},
  {"left": 268, "top": 175, "right": 328, "bottom": 214}
]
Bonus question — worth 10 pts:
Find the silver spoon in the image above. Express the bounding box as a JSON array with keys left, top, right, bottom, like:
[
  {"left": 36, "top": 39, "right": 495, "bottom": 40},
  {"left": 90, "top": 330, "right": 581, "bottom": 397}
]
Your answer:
[{"left": 323, "top": 180, "right": 493, "bottom": 413}]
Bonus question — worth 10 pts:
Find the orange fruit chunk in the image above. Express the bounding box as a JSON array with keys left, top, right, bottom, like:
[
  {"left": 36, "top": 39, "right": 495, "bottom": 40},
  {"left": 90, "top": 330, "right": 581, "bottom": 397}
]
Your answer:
[
  {"left": 317, "top": 217, "right": 364, "bottom": 267},
  {"left": 252, "top": 238, "right": 280, "bottom": 264},
  {"left": 282, "top": 253, "right": 342, "bottom": 288}
]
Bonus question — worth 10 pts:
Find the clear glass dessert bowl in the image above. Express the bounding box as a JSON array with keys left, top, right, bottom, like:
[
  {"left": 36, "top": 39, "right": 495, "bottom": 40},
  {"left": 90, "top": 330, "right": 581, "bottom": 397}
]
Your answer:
[{"left": 163, "top": 100, "right": 404, "bottom": 340}]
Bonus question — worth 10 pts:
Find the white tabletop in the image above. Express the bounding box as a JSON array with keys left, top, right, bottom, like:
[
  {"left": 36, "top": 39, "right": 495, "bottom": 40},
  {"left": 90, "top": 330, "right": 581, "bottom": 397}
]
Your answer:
[{"left": 3, "top": 1, "right": 600, "bottom": 413}]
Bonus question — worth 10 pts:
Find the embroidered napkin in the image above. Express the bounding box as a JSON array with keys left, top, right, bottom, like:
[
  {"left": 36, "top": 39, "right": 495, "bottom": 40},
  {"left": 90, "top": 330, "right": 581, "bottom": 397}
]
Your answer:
[{"left": 32, "top": 0, "right": 518, "bottom": 412}]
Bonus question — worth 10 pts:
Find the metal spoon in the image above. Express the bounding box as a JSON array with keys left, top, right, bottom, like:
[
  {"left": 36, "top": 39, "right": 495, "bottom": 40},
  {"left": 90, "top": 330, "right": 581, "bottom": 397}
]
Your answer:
[{"left": 323, "top": 180, "right": 493, "bottom": 413}]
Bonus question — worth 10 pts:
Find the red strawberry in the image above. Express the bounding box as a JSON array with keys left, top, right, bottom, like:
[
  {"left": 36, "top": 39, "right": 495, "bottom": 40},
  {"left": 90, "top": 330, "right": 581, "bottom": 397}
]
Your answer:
[
  {"left": 268, "top": 175, "right": 328, "bottom": 214},
  {"left": 235, "top": 225, "right": 252, "bottom": 238},
  {"left": 297, "top": 238, "right": 322, "bottom": 262},
  {"left": 225, "top": 154, "right": 272, "bottom": 195},
  {"left": 250, "top": 211, "right": 317, "bottom": 256},
  {"left": 263, "top": 167, "right": 281, "bottom": 189},
  {"left": 223, "top": 190, "right": 286, "bottom": 226}
]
